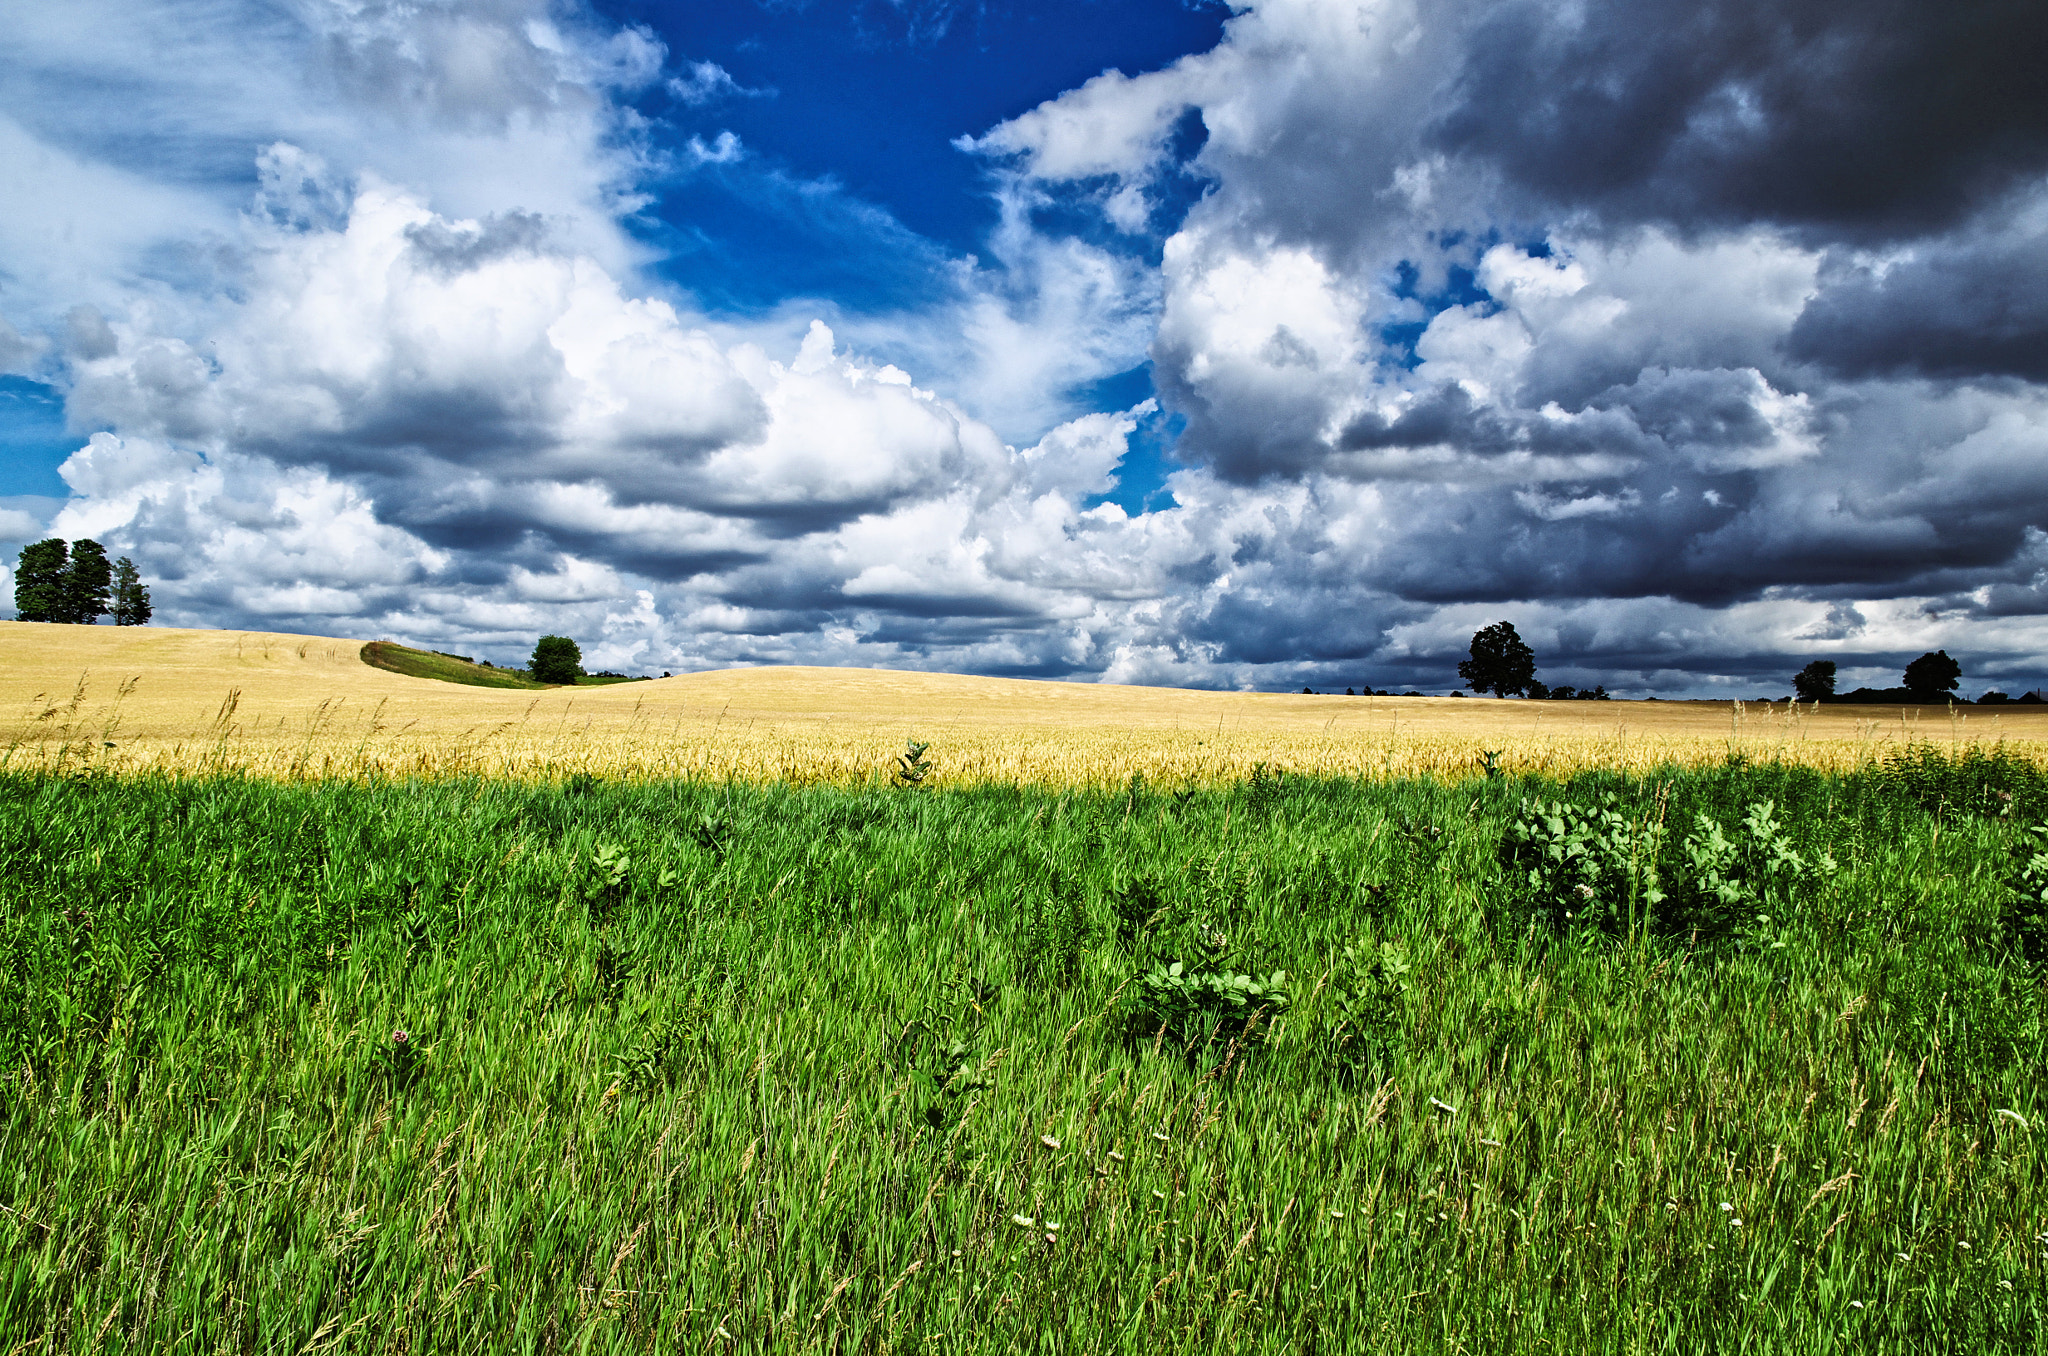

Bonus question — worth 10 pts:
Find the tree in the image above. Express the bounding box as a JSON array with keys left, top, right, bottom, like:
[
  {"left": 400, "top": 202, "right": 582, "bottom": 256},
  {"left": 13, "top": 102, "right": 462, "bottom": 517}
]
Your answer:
[
  {"left": 13, "top": 539, "right": 68, "bottom": 621},
  {"left": 530, "top": 635, "right": 583, "bottom": 685},
  {"left": 1458, "top": 621, "right": 1537, "bottom": 697},
  {"left": 62, "top": 539, "right": 112, "bottom": 624},
  {"left": 1902, "top": 649, "right": 1961, "bottom": 702},
  {"left": 111, "top": 557, "right": 152, "bottom": 626},
  {"left": 1793, "top": 660, "right": 1837, "bottom": 702}
]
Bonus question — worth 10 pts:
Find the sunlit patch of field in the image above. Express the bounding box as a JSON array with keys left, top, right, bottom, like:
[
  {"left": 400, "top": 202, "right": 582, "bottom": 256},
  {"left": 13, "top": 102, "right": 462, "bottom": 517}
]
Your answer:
[{"left": 4, "top": 620, "right": 2043, "bottom": 784}]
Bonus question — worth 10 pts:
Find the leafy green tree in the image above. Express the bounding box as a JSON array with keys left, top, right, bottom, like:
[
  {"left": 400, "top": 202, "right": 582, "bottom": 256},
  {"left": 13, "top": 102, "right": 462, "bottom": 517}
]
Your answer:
[
  {"left": 530, "top": 634, "right": 583, "bottom": 685},
  {"left": 111, "top": 557, "right": 152, "bottom": 626},
  {"left": 62, "top": 539, "right": 112, "bottom": 624},
  {"left": 1903, "top": 649, "right": 1961, "bottom": 702},
  {"left": 13, "top": 539, "right": 68, "bottom": 621},
  {"left": 1793, "top": 660, "right": 1837, "bottom": 702},
  {"left": 1458, "top": 621, "right": 1537, "bottom": 697}
]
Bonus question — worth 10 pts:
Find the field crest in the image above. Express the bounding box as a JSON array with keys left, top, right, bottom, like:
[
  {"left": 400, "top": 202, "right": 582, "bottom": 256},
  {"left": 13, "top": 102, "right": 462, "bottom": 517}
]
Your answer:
[{"left": 3, "top": 621, "right": 2042, "bottom": 783}]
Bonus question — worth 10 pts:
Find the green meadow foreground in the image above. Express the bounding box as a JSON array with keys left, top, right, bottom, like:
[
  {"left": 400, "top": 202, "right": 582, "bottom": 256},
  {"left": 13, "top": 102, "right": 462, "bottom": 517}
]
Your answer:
[{"left": 4, "top": 753, "right": 2046, "bottom": 1353}]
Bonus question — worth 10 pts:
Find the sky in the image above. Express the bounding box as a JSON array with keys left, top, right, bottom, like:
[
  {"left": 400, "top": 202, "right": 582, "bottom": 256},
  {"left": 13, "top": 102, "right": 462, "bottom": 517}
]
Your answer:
[{"left": 1, "top": 0, "right": 2046, "bottom": 698}]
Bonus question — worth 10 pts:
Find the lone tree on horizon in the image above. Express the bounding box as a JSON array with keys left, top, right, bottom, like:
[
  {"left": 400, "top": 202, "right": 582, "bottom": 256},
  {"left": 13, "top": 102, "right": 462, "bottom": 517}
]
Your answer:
[
  {"left": 1459, "top": 621, "right": 1537, "bottom": 697},
  {"left": 62, "top": 539, "right": 112, "bottom": 624},
  {"left": 530, "top": 635, "right": 584, "bottom": 686},
  {"left": 1903, "top": 649, "right": 1961, "bottom": 702},
  {"left": 1793, "top": 659, "right": 1837, "bottom": 702},
  {"left": 12, "top": 539, "right": 68, "bottom": 621},
  {"left": 111, "top": 556, "right": 151, "bottom": 626}
]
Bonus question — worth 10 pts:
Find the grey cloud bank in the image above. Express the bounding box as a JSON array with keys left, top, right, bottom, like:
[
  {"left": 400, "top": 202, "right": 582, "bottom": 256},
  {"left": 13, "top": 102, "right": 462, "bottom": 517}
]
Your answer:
[{"left": 1, "top": 0, "right": 2045, "bottom": 697}]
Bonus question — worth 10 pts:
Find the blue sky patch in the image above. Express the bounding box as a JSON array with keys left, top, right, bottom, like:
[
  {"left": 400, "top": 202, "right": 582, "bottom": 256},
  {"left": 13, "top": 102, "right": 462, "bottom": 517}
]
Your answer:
[
  {"left": 603, "top": 0, "right": 1229, "bottom": 309},
  {"left": 0, "top": 378, "right": 77, "bottom": 498}
]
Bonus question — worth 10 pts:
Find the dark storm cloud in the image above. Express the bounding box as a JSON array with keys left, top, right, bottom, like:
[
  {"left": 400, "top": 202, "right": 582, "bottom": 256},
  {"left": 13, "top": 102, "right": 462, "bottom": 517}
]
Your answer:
[
  {"left": 1434, "top": 0, "right": 2048, "bottom": 240},
  {"left": 1340, "top": 382, "right": 1686, "bottom": 464},
  {"left": 1601, "top": 368, "right": 1798, "bottom": 456},
  {"left": 1340, "top": 384, "right": 1514, "bottom": 452},
  {"left": 1367, "top": 485, "right": 1721, "bottom": 605},
  {"left": 1359, "top": 452, "right": 2043, "bottom": 611},
  {"left": 1788, "top": 226, "right": 2048, "bottom": 381},
  {"left": 1191, "top": 585, "right": 1416, "bottom": 666},
  {"left": 841, "top": 592, "right": 1041, "bottom": 621},
  {"left": 1145, "top": 360, "right": 1331, "bottom": 484},
  {"left": 559, "top": 538, "right": 765, "bottom": 582}
]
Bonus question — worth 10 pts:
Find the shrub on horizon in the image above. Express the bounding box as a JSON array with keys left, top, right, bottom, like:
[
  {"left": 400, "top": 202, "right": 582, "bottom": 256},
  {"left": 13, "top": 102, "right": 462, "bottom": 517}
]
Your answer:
[{"left": 530, "top": 635, "right": 584, "bottom": 685}]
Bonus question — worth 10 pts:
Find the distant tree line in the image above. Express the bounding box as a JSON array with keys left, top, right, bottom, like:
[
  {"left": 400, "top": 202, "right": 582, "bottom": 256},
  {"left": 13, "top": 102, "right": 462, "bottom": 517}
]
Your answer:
[
  {"left": 1455, "top": 622, "right": 1610, "bottom": 699},
  {"left": 1295, "top": 621, "right": 1610, "bottom": 699},
  {"left": 1304, "top": 627, "right": 2018, "bottom": 706},
  {"left": 1792, "top": 650, "right": 2029, "bottom": 705},
  {"left": 12, "top": 538, "right": 150, "bottom": 625}
]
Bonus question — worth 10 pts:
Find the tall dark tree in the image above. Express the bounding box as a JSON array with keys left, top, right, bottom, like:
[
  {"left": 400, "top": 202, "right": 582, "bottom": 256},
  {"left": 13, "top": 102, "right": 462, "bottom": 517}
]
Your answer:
[
  {"left": 62, "top": 539, "right": 112, "bottom": 624},
  {"left": 530, "top": 634, "right": 583, "bottom": 685},
  {"left": 111, "top": 557, "right": 152, "bottom": 626},
  {"left": 1793, "top": 660, "right": 1837, "bottom": 702},
  {"left": 13, "top": 539, "right": 68, "bottom": 622},
  {"left": 1903, "top": 649, "right": 1962, "bottom": 701},
  {"left": 1458, "top": 621, "right": 1537, "bottom": 697}
]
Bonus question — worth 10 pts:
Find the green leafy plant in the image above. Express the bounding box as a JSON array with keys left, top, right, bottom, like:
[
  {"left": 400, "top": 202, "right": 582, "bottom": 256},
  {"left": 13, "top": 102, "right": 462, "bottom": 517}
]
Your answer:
[
  {"left": 584, "top": 841, "right": 632, "bottom": 926},
  {"left": 613, "top": 989, "right": 714, "bottom": 1092},
  {"left": 895, "top": 740, "right": 934, "bottom": 788},
  {"left": 892, "top": 1021, "right": 990, "bottom": 1131},
  {"left": 1125, "top": 959, "right": 1290, "bottom": 1056},
  {"left": 2001, "top": 823, "right": 2048, "bottom": 969},
  {"left": 1320, "top": 941, "right": 1409, "bottom": 1082},
  {"left": 1395, "top": 815, "right": 1448, "bottom": 862},
  {"left": 1669, "top": 799, "right": 1832, "bottom": 947},
  {"left": 1499, "top": 793, "right": 1664, "bottom": 935},
  {"left": 614, "top": 1019, "right": 681, "bottom": 1092},
  {"left": 690, "top": 814, "right": 730, "bottom": 862}
]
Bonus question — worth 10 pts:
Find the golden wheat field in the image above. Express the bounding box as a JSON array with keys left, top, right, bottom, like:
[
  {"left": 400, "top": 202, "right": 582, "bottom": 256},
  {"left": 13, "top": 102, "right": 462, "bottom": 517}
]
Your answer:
[{"left": 3, "top": 620, "right": 2042, "bottom": 786}]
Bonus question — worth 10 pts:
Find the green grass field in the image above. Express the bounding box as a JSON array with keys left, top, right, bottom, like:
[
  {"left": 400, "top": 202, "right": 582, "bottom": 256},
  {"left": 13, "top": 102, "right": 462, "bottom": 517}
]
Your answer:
[
  {"left": 3, "top": 750, "right": 2045, "bottom": 1353},
  {"left": 359, "top": 642, "right": 549, "bottom": 690}
]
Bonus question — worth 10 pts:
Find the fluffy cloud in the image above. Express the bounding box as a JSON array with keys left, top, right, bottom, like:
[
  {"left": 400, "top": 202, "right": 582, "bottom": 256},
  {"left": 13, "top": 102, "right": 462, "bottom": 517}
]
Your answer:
[
  {"left": 7, "top": 0, "right": 2048, "bottom": 696},
  {"left": 963, "top": 0, "right": 2048, "bottom": 691}
]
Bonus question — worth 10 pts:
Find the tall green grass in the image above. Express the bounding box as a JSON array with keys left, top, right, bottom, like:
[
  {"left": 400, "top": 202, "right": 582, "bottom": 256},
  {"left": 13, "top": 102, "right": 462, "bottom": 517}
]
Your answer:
[{"left": 2, "top": 752, "right": 2044, "bottom": 1353}]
